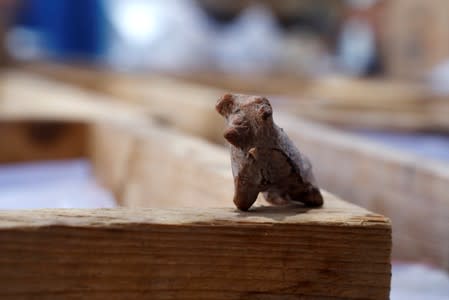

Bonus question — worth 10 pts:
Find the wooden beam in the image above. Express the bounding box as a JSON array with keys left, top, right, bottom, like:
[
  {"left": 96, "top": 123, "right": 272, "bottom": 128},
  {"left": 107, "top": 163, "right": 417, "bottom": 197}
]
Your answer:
[
  {"left": 0, "top": 71, "right": 149, "bottom": 162},
  {"left": 7, "top": 67, "right": 446, "bottom": 270},
  {"left": 23, "top": 62, "right": 449, "bottom": 133},
  {"left": 278, "top": 77, "right": 449, "bottom": 132},
  {"left": 180, "top": 73, "right": 449, "bottom": 132},
  {"left": 0, "top": 203, "right": 391, "bottom": 299},
  {"left": 17, "top": 64, "right": 226, "bottom": 143},
  {"left": 22, "top": 67, "right": 444, "bottom": 270},
  {"left": 0, "top": 71, "right": 229, "bottom": 207},
  {"left": 0, "top": 70, "right": 392, "bottom": 298},
  {"left": 89, "top": 123, "right": 233, "bottom": 208},
  {"left": 87, "top": 93, "right": 447, "bottom": 270},
  {"left": 0, "top": 71, "right": 148, "bottom": 125},
  {"left": 124, "top": 75, "right": 449, "bottom": 270},
  {"left": 275, "top": 114, "right": 449, "bottom": 269},
  {"left": 0, "top": 121, "right": 86, "bottom": 163}
]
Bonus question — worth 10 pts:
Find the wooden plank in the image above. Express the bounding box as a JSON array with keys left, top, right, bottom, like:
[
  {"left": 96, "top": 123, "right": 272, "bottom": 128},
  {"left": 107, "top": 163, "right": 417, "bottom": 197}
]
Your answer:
[
  {"left": 0, "top": 121, "right": 86, "bottom": 163},
  {"left": 88, "top": 123, "right": 137, "bottom": 201},
  {"left": 128, "top": 76, "right": 449, "bottom": 269},
  {"left": 23, "top": 63, "right": 449, "bottom": 133},
  {"left": 103, "top": 75, "right": 225, "bottom": 144},
  {"left": 279, "top": 77, "right": 449, "bottom": 132},
  {"left": 0, "top": 71, "right": 229, "bottom": 207},
  {"left": 90, "top": 71, "right": 447, "bottom": 270},
  {"left": 0, "top": 202, "right": 391, "bottom": 300},
  {"left": 18, "top": 64, "right": 226, "bottom": 143},
  {"left": 176, "top": 73, "right": 449, "bottom": 132},
  {"left": 6, "top": 68, "right": 444, "bottom": 269},
  {"left": 89, "top": 123, "right": 233, "bottom": 208},
  {"left": 0, "top": 71, "right": 149, "bottom": 162},
  {"left": 275, "top": 114, "right": 449, "bottom": 269},
  {"left": 33, "top": 69, "right": 444, "bottom": 270},
  {"left": 0, "top": 71, "right": 148, "bottom": 124},
  {"left": 0, "top": 70, "right": 392, "bottom": 298},
  {"left": 0, "top": 71, "right": 91, "bottom": 162}
]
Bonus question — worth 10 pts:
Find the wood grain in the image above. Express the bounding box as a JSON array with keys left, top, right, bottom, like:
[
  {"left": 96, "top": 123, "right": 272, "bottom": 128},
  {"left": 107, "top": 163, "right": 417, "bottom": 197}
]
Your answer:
[
  {"left": 7, "top": 67, "right": 444, "bottom": 270},
  {"left": 0, "top": 202, "right": 391, "bottom": 300},
  {"left": 276, "top": 113, "right": 449, "bottom": 270},
  {"left": 39, "top": 68, "right": 445, "bottom": 271},
  {"left": 0, "top": 69, "right": 393, "bottom": 298}
]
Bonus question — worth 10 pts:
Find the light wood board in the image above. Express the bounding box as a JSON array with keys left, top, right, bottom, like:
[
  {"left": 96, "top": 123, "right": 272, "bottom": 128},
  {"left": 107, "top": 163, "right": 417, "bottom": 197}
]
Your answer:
[
  {"left": 0, "top": 203, "right": 391, "bottom": 299},
  {"left": 19, "top": 67, "right": 445, "bottom": 270},
  {"left": 0, "top": 71, "right": 393, "bottom": 298}
]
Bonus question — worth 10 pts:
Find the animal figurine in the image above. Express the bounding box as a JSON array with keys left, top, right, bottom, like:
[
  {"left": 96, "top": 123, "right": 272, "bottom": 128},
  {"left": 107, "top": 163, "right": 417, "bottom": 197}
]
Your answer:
[{"left": 216, "top": 93, "right": 323, "bottom": 211}]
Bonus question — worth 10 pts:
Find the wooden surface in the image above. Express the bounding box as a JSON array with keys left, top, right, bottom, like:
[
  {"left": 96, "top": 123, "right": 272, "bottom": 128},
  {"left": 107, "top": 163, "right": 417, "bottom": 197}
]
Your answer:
[
  {"left": 5, "top": 67, "right": 446, "bottom": 269},
  {"left": 180, "top": 74, "right": 449, "bottom": 132},
  {"left": 31, "top": 68, "right": 444, "bottom": 271},
  {"left": 0, "top": 71, "right": 149, "bottom": 162},
  {"left": 275, "top": 113, "right": 449, "bottom": 270},
  {"left": 0, "top": 200, "right": 391, "bottom": 300},
  {"left": 0, "top": 121, "right": 86, "bottom": 163},
  {"left": 19, "top": 64, "right": 226, "bottom": 143},
  {"left": 89, "top": 123, "right": 233, "bottom": 208},
  {"left": 280, "top": 77, "right": 449, "bottom": 132},
  {"left": 0, "top": 71, "right": 147, "bottom": 124},
  {"left": 24, "top": 62, "right": 449, "bottom": 133},
  {"left": 86, "top": 83, "right": 447, "bottom": 270},
  {"left": 0, "top": 69, "right": 394, "bottom": 298}
]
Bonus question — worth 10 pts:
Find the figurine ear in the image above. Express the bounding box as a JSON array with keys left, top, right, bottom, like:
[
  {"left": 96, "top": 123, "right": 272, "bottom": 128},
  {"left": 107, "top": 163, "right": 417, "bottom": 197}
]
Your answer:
[
  {"left": 216, "top": 93, "right": 235, "bottom": 117},
  {"left": 258, "top": 104, "right": 272, "bottom": 121}
]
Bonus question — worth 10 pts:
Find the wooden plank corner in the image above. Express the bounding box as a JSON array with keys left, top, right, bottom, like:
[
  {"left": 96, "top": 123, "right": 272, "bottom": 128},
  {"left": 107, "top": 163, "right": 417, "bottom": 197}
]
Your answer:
[{"left": 0, "top": 197, "right": 391, "bottom": 299}]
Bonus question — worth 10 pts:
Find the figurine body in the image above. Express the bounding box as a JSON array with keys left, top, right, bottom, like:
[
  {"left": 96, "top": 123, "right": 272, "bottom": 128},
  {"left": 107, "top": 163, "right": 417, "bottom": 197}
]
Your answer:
[{"left": 216, "top": 93, "right": 323, "bottom": 211}]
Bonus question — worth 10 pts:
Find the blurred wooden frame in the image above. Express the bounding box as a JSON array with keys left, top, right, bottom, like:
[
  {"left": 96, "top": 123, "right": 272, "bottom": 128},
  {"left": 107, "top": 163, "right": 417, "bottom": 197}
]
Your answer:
[
  {"left": 175, "top": 72, "right": 449, "bottom": 133},
  {"left": 14, "top": 65, "right": 449, "bottom": 272},
  {"left": 0, "top": 121, "right": 86, "bottom": 163},
  {"left": 0, "top": 71, "right": 391, "bottom": 299},
  {"left": 24, "top": 62, "right": 449, "bottom": 133}
]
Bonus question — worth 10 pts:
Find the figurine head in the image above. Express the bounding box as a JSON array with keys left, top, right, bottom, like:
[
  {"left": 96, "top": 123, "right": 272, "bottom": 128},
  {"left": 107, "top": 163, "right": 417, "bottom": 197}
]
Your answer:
[{"left": 216, "top": 93, "right": 273, "bottom": 148}]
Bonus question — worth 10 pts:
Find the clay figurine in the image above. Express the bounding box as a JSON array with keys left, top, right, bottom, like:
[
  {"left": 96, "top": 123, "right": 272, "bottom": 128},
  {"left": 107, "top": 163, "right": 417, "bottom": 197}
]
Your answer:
[{"left": 216, "top": 93, "right": 323, "bottom": 211}]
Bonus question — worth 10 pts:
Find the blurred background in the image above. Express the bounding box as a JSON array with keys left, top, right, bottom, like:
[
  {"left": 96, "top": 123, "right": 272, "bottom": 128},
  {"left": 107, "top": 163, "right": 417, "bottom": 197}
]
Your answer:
[
  {"left": 3, "top": 0, "right": 449, "bottom": 78},
  {"left": 0, "top": 0, "right": 449, "bottom": 298},
  {"left": 0, "top": 0, "right": 434, "bottom": 76}
]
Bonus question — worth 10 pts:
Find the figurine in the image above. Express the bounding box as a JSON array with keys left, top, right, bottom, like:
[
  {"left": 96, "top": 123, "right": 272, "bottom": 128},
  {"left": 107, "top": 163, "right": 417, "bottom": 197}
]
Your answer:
[{"left": 216, "top": 93, "right": 323, "bottom": 211}]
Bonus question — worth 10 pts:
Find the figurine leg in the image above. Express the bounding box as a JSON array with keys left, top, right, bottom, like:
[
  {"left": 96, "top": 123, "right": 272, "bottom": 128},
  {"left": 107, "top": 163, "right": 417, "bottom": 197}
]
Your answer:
[
  {"left": 233, "top": 178, "right": 259, "bottom": 211},
  {"left": 263, "top": 191, "right": 289, "bottom": 206},
  {"left": 290, "top": 186, "right": 323, "bottom": 208}
]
